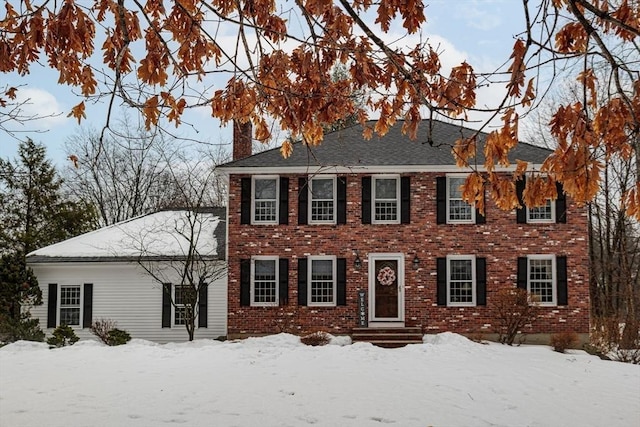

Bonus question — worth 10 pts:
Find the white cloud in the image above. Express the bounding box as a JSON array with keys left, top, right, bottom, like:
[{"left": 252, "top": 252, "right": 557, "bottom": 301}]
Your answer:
[
  {"left": 459, "top": 7, "right": 502, "bottom": 31},
  {"left": 13, "top": 87, "right": 68, "bottom": 128}
]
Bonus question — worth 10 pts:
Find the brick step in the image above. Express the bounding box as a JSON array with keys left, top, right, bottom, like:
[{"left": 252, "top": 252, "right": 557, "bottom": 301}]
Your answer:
[
  {"left": 352, "top": 327, "right": 422, "bottom": 334},
  {"left": 362, "top": 340, "right": 424, "bottom": 349},
  {"left": 351, "top": 327, "right": 423, "bottom": 348},
  {"left": 352, "top": 332, "right": 424, "bottom": 341}
]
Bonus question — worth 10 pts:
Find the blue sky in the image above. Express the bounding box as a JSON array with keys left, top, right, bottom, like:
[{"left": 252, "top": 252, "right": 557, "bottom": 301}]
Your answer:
[{"left": 1, "top": 0, "right": 525, "bottom": 167}]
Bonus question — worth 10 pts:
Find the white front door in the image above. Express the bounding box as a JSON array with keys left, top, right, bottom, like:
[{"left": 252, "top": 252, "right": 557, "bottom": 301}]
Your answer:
[{"left": 368, "top": 253, "right": 404, "bottom": 323}]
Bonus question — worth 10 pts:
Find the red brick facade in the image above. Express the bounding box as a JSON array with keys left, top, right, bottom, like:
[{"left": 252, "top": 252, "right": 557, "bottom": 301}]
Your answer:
[{"left": 226, "top": 172, "right": 589, "bottom": 338}]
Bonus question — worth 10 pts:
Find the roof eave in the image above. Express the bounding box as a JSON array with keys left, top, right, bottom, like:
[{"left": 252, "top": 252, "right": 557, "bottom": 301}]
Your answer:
[
  {"left": 217, "top": 164, "right": 547, "bottom": 175},
  {"left": 26, "top": 255, "right": 224, "bottom": 264}
]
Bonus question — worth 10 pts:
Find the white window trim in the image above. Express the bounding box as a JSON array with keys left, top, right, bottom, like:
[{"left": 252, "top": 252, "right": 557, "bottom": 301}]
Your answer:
[
  {"left": 372, "top": 175, "right": 401, "bottom": 224},
  {"left": 173, "top": 284, "right": 189, "bottom": 327},
  {"left": 58, "top": 284, "right": 83, "bottom": 329},
  {"left": 251, "top": 256, "right": 279, "bottom": 307},
  {"left": 308, "top": 175, "right": 337, "bottom": 225},
  {"left": 308, "top": 255, "right": 337, "bottom": 307},
  {"left": 527, "top": 254, "right": 557, "bottom": 306},
  {"left": 524, "top": 174, "right": 556, "bottom": 224},
  {"left": 446, "top": 174, "right": 475, "bottom": 224},
  {"left": 526, "top": 200, "right": 556, "bottom": 223},
  {"left": 446, "top": 255, "right": 476, "bottom": 307},
  {"left": 251, "top": 175, "right": 279, "bottom": 225}
]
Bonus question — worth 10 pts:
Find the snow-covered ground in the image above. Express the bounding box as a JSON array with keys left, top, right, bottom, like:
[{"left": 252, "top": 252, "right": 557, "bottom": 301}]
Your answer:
[{"left": 1, "top": 333, "right": 638, "bottom": 427}]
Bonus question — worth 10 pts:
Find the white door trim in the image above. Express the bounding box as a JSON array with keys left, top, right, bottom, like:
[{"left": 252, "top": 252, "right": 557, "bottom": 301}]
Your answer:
[{"left": 368, "top": 253, "right": 405, "bottom": 323}]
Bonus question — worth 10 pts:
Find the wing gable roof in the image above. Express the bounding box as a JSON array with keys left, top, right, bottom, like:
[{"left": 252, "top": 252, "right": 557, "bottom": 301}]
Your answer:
[{"left": 26, "top": 208, "right": 226, "bottom": 263}]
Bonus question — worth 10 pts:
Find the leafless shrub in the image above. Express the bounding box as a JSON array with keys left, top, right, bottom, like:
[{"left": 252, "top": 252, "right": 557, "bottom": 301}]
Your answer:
[
  {"left": 90, "top": 318, "right": 118, "bottom": 345},
  {"left": 591, "top": 317, "right": 640, "bottom": 364},
  {"left": 300, "top": 331, "right": 331, "bottom": 346},
  {"left": 550, "top": 331, "right": 579, "bottom": 353},
  {"left": 490, "top": 288, "right": 539, "bottom": 346}
]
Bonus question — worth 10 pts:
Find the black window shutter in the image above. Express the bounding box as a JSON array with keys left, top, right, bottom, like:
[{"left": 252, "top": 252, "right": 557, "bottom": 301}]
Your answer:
[
  {"left": 557, "top": 256, "right": 568, "bottom": 305},
  {"left": 240, "top": 178, "right": 251, "bottom": 224},
  {"left": 555, "top": 182, "right": 567, "bottom": 223},
  {"left": 436, "top": 258, "right": 447, "bottom": 306},
  {"left": 240, "top": 259, "right": 251, "bottom": 307},
  {"left": 337, "top": 258, "right": 347, "bottom": 306},
  {"left": 198, "top": 283, "right": 208, "bottom": 328},
  {"left": 162, "top": 283, "right": 171, "bottom": 328},
  {"left": 516, "top": 177, "right": 526, "bottom": 224},
  {"left": 517, "top": 257, "right": 528, "bottom": 290},
  {"left": 400, "top": 176, "right": 411, "bottom": 224},
  {"left": 47, "top": 283, "right": 57, "bottom": 328},
  {"left": 337, "top": 177, "right": 347, "bottom": 225},
  {"left": 361, "top": 177, "right": 371, "bottom": 224},
  {"left": 476, "top": 258, "right": 486, "bottom": 306},
  {"left": 279, "top": 177, "right": 289, "bottom": 224},
  {"left": 436, "top": 177, "right": 446, "bottom": 224},
  {"left": 82, "top": 283, "right": 93, "bottom": 328},
  {"left": 298, "top": 258, "right": 308, "bottom": 306},
  {"left": 298, "top": 177, "right": 308, "bottom": 225},
  {"left": 475, "top": 189, "right": 486, "bottom": 224},
  {"left": 279, "top": 258, "right": 289, "bottom": 305}
]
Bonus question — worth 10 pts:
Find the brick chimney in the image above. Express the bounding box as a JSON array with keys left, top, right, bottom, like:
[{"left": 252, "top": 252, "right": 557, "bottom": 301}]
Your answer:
[{"left": 232, "top": 119, "right": 252, "bottom": 160}]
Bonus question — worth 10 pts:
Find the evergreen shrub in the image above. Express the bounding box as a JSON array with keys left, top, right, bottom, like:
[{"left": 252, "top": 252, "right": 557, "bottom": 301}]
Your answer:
[{"left": 47, "top": 325, "right": 79, "bottom": 348}]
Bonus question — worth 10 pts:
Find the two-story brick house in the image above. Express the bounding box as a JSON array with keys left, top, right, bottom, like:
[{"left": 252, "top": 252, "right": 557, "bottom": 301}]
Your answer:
[{"left": 219, "top": 120, "right": 590, "bottom": 343}]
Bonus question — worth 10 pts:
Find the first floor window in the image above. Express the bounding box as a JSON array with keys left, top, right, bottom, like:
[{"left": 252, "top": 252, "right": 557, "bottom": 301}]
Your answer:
[
  {"left": 373, "top": 176, "right": 399, "bottom": 223},
  {"left": 309, "top": 256, "right": 336, "bottom": 306},
  {"left": 174, "top": 285, "right": 193, "bottom": 325},
  {"left": 528, "top": 256, "right": 556, "bottom": 305},
  {"left": 447, "top": 256, "right": 476, "bottom": 306},
  {"left": 60, "top": 285, "right": 81, "bottom": 326},
  {"left": 252, "top": 257, "right": 278, "bottom": 306},
  {"left": 447, "top": 175, "right": 474, "bottom": 223},
  {"left": 253, "top": 177, "right": 278, "bottom": 223}
]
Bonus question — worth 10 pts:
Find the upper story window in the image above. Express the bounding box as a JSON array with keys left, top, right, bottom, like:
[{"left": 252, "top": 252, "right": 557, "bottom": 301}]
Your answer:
[
  {"left": 447, "top": 175, "right": 475, "bottom": 224},
  {"left": 516, "top": 175, "right": 565, "bottom": 224},
  {"left": 528, "top": 200, "right": 555, "bottom": 223},
  {"left": 447, "top": 255, "right": 476, "bottom": 306},
  {"left": 373, "top": 176, "right": 400, "bottom": 224},
  {"left": 59, "top": 285, "right": 81, "bottom": 326},
  {"left": 251, "top": 256, "right": 279, "bottom": 307},
  {"left": 252, "top": 176, "right": 278, "bottom": 224},
  {"left": 310, "top": 176, "right": 336, "bottom": 224},
  {"left": 308, "top": 256, "right": 337, "bottom": 306}
]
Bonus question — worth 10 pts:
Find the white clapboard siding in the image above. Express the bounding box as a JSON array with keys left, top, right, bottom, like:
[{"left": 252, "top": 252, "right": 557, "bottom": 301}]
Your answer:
[{"left": 29, "top": 262, "right": 227, "bottom": 343}]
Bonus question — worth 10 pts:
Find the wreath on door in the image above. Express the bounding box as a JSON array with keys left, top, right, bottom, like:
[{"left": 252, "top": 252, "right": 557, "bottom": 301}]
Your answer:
[{"left": 377, "top": 265, "right": 396, "bottom": 286}]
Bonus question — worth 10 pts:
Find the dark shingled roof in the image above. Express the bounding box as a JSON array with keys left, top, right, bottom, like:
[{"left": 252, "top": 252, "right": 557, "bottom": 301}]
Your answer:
[{"left": 219, "top": 120, "right": 552, "bottom": 170}]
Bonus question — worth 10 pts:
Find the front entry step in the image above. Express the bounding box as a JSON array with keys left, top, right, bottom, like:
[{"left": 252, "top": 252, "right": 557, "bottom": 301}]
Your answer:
[{"left": 351, "top": 326, "right": 423, "bottom": 348}]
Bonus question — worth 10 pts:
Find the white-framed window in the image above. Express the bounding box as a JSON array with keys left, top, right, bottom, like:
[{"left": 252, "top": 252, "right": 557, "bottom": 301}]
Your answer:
[
  {"left": 251, "top": 256, "right": 279, "bottom": 307},
  {"left": 524, "top": 174, "right": 556, "bottom": 223},
  {"left": 309, "top": 176, "right": 336, "bottom": 224},
  {"left": 59, "top": 285, "right": 82, "bottom": 327},
  {"left": 308, "top": 256, "right": 337, "bottom": 306},
  {"left": 446, "top": 255, "right": 476, "bottom": 306},
  {"left": 527, "top": 200, "right": 555, "bottom": 223},
  {"left": 447, "top": 175, "right": 475, "bottom": 224},
  {"left": 527, "top": 255, "right": 556, "bottom": 305},
  {"left": 252, "top": 176, "right": 279, "bottom": 224},
  {"left": 373, "top": 175, "right": 400, "bottom": 224},
  {"left": 174, "top": 285, "right": 192, "bottom": 326}
]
